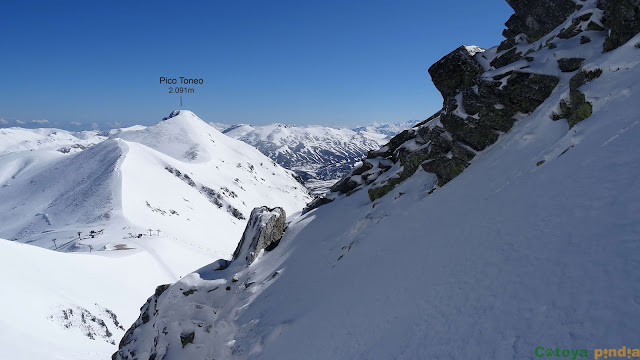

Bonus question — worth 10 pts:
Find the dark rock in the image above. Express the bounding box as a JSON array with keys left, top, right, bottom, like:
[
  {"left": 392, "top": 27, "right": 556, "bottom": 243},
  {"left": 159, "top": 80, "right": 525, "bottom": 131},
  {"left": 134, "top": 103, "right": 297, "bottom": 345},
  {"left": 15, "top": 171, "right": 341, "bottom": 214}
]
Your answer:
[
  {"left": 302, "top": 196, "right": 334, "bottom": 214},
  {"left": 162, "top": 110, "right": 181, "bottom": 121},
  {"left": 497, "top": 39, "right": 516, "bottom": 52},
  {"left": 493, "top": 70, "right": 514, "bottom": 81},
  {"left": 182, "top": 289, "right": 196, "bottom": 296},
  {"left": 351, "top": 160, "right": 373, "bottom": 176},
  {"left": 421, "top": 156, "right": 469, "bottom": 186},
  {"left": 413, "top": 111, "right": 442, "bottom": 129},
  {"left": 478, "top": 107, "right": 517, "bottom": 132},
  {"left": 367, "top": 129, "right": 416, "bottom": 159},
  {"left": 441, "top": 113, "right": 499, "bottom": 151},
  {"left": 505, "top": 73, "right": 560, "bottom": 112},
  {"left": 113, "top": 284, "right": 171, "bottom": 359},
  {"left": 598, "top": 0, "right": 640, "bottom": 52},
  {"left": 154, "top": 284, "right": 170, "bottom": 297},
  {"left": 329, "top": 176, "right": 359, "bottom": 194},
  {"left": 462, "top": 88, "right": 482, "bottom": 115},
  {"left": 368, "top": 184, "right": 396, "bottom": 202},
  {"left": 428, "top": 46, "right": 485, "bottom": 98},
  {"left": 180, "top": 332, "right": 195, "bottom": 348},
  {"left": 553, "top": 69, "right": 601, "bottom": 127},
  {"left": 581, "top": 36, "right": 592, "bottom": 44},
  {"left": 568, "top": 91, "right": 593, "bottom": 128},
  {"left": 558, "top": 24, "right": 582, "bottom": 39},
  {"left": 558, "top": 58, "right": 585, "bottom": 72},
  {"left": 386, "top": 130, "right": 417, "bottom": 154},
  {"left": 586, "top": 21, "right": 606, "bottom": 31},
  {"left": 503, "top": 0, "right": 578, "bottom": 42},
  {"left": 451, "top": 142, "right": 476, "bottom": 162},
  {"left": 569, "top": 68, "right": 603, "bottom": 90},
  {"left": 232, "top": 207, "right": 287, "bottom": 265},
  {"left": 490, "top": 48, "right": 523, "bottom": 69}
]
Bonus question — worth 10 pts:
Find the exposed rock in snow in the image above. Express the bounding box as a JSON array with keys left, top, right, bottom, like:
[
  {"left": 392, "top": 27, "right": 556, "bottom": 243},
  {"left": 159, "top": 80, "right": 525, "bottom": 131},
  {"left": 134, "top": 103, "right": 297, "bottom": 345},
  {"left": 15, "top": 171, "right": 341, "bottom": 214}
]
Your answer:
[
  {"left": 313, "top": 39, "right": 560, "bottom": 203},
  {"left": 598, "top": 0, "right": 640, "bottom": 51},
  {"left": 502, "top": 0, "right": 578, "bottom": 46},
  {"left": 232, "top": 207, "right": 287, "bottom": 265}
]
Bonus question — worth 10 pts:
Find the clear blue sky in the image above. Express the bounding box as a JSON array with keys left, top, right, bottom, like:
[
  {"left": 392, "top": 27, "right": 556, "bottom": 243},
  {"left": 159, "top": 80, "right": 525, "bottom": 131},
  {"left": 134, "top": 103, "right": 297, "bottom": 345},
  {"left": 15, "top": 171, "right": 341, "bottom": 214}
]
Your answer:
[{"left": 0, "top": 1, "right": 513, "bottom": 130}]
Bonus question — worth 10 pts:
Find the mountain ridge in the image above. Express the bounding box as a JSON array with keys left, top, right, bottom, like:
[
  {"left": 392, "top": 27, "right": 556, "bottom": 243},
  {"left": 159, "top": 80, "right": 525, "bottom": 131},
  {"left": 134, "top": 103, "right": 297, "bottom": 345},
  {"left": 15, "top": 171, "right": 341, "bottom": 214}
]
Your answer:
[{"left": 220, "top": 121, "right": 415, "bottom": 194}]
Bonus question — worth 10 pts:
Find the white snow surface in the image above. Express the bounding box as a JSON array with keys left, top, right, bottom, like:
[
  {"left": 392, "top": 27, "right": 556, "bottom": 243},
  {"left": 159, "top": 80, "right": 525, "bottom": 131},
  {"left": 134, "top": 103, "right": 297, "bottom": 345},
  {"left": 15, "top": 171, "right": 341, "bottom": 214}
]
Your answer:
[
  {"left": 0, "top": 238, "right": 202, "bottom": 360},
  {"left": 115, "top": 9, "right": 640, "bottom": 360}
]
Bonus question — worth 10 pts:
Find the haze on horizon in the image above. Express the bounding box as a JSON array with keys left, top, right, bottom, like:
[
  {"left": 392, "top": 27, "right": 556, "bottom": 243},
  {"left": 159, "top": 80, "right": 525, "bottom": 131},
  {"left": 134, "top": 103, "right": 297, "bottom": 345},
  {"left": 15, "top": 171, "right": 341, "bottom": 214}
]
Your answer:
[{"left": 0, "top": 1, "right": 512, "bottom": 131}]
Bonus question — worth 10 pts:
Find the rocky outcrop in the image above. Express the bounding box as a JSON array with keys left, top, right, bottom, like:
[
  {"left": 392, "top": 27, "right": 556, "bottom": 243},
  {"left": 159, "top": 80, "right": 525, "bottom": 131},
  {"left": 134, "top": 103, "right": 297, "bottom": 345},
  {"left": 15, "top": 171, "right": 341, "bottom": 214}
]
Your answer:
[
  {"left": 112, "top": 284, "right": 170, "bottom": 360},
  {"left": 232, "top": 207, "right": 286, "bottom": 265},
  {"left": 315, "top": 45, "right": 558, "bottom": 202},
  {"left": 598, "top": 0, "right": 640, "bottom": 52},
  {"left": 305, "top": 1, "right": 579, "bottom": 205},
  {"left": 428, "top": 46, "right": 485, "bottom": 98},
  {"left": 558, "top": 58, "right": 585, "bottom": 72},
  {"left": 553, "top": 69, "right": 603, "bottom": 128},
  {"left": 501, "top": 0, "right": 578, "bottom": 45},
  {"left": 161, "top": 110, "right": 181, "bottom": 121}
]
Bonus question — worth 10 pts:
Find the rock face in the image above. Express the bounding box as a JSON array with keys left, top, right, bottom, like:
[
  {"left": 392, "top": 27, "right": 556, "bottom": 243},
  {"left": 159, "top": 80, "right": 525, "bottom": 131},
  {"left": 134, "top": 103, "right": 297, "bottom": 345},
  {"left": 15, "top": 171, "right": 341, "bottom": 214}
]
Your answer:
[
  {"left": 288, "top": 1, "right": 640, "bottom": 210},
  {"left": 308, "top": 43, "right": 559, "bottom": 204},
  {"left": 232, "top": 206, "right": 286, "bottom": 265},
  {"left": 113, "top": 284, "right": 170, "bottom": 360},
  {"left": 502, "top": 0, "right": 578, "bottom": 43},
  {"left": 598, "top": 0, "right": 640, "bottom": 51},
  {"left": 428, "top": 46, "right": 485, "bottom": 98}
]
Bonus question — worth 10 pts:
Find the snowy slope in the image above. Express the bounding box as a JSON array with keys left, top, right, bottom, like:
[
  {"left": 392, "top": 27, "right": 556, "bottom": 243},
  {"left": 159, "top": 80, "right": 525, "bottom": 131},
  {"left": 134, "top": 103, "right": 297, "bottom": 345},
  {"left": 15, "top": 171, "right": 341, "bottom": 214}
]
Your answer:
[
  {"left": 114, "top": 2, "right": 640, "bottom": 359},
  {"left": 221, "top": 122, "right": 413, "bottom": 194},
  {"left": 0, "top": 238, "right": 213, "bottom": 360},
  {"left": 0, "top": 110, "right": 311, "bottom": 359}
]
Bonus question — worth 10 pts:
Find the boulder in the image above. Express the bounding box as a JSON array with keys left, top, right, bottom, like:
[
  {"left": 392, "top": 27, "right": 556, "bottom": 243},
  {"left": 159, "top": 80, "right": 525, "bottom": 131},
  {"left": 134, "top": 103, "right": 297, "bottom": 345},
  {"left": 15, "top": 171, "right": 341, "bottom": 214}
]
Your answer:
[
  {"left": 558, "top": 58, "right": 585, "bottom": 72},
  {"left": 428, "top": 46, "right": 485, "bottom": 98},
  {"left": 232, "top": 207, "right": 287, "bottom": 265}
]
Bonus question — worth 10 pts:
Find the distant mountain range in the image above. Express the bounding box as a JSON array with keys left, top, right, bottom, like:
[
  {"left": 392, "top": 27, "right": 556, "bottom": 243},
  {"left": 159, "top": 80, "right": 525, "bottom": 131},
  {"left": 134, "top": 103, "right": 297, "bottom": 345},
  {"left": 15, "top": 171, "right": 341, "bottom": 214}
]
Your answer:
[{"left": 216, "top": 121, "right": 415, "bottom": 194}]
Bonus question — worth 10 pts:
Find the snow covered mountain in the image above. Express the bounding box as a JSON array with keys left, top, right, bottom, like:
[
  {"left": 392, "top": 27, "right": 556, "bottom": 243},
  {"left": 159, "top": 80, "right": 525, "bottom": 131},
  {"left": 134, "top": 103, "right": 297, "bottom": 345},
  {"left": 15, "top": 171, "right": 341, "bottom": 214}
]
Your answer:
[
  {"left": 0, "top": 110, "right": 310, "bottom": 257},
  {"left": 114, "top": 1, "right": 640, "bottom": 359},
  {"left": 0, "top": 110, "right": 311, "bottom": 359},
  {"left": 0, "top": 127, "right": 106, "bottom": 155},
  {"left": 221, "top": 122, "right": 414, "bottom": 195}
]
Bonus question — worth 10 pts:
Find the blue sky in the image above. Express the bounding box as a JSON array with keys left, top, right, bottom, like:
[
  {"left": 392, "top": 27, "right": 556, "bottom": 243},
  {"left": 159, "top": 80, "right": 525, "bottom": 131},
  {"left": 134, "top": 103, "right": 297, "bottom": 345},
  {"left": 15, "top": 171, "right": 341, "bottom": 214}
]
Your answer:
[{"left": 0, "top": 1, "right": 513, "bottom": 130}]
